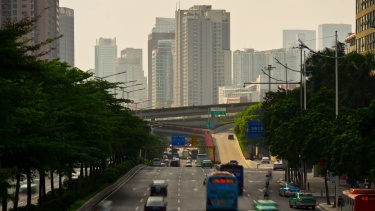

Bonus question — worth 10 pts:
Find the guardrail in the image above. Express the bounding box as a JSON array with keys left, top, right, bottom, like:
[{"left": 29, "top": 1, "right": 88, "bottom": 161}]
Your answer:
[{"left": 77, "top": 164, "right": 146, "bottom": 211}]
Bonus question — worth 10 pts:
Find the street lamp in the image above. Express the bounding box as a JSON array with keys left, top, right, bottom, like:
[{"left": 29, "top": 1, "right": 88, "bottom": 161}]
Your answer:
[
  {"left": 117, "top": 83, "right": 143, "bottom": 99},
  {"left": 133, "top": 99, "right": 151, "bottom": 114},
  {"left": 90, "top": 71, "right": 127, "bottom": 80},
  {"left": 123, "top": 88, "right": 146, "bottom": 108}
]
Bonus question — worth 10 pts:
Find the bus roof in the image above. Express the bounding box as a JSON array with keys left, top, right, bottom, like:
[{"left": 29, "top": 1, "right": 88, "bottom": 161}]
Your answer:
[
  {"left": 209, "top": 171, "right": 235, "bottom": 176},
  {"left": 343, "top": 189, "right": 375, "bottom": 199}
]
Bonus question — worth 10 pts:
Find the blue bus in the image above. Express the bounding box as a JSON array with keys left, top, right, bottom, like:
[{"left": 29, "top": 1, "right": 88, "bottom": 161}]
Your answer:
[
  {"left": 220, "top": 163, "right": 244, "bottom": 195},
  {"left": 205, "top": 171, "right": 238, "bottom": 211}
]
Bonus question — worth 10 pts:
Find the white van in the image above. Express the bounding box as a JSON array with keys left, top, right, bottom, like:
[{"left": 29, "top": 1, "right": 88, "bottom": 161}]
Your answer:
[{"left": 153, "top": 158, "right": 161, "bottom": 166}]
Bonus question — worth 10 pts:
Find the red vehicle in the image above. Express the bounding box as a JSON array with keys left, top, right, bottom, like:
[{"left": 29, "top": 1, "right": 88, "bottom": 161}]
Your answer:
[{"left": 341, "top": 188, "right": 375, "bottom": 211}]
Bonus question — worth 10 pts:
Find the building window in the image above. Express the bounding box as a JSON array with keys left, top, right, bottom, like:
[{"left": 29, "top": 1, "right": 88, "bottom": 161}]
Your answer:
[
  {"left": 13, "top": 10, "right": 17, "bottom": 15},
  {"left": 22, "top": 11, "right": 27, "bottom": 16},
  {"left": 22, "top": 4, "right": 27, "bottom": 8}
]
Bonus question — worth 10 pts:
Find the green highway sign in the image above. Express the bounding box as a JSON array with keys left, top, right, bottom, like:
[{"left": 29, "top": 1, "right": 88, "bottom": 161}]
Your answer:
[
  {"left": 210, "top": 107, "right": 226, "bottom": 116},
  {"left": 210, "top": 111, "right": 227, "bottom": 115}
]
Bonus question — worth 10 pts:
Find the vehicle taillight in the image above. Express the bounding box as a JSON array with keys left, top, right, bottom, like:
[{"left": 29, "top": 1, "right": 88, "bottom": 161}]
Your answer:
[{"left": 299, "top": 199, "right": 303, "bottom": 202}]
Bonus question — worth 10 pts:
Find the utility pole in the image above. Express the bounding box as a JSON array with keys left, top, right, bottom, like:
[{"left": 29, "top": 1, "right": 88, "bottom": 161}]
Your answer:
[
  {"left": 285, "top": 63, "right": 288, "bottom": 95},
  {"left": 264, "top": 65, "right": 276, "bottom": 93},
  {"left": 335, "top": 30, "right": 339, "bottom": 208}
]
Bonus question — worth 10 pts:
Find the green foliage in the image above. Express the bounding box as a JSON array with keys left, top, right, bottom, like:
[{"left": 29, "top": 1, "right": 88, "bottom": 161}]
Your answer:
[
  {"left": 0, "top": 18, "right": 155, "bottom": 210},
  {"left": 235, "top": 44, "right": 375, "bottom": 183}
]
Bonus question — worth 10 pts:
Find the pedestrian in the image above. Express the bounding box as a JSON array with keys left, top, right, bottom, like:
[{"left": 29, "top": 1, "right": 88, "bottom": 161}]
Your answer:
[
  {"left": 263, "top": 188, "right": 269, "bottom": 199},
  {"left": 265, "top": 175, "right": 270, "bottom": 188},
  {"left": 267, "top": 168, "right": 273, "bottom": 179},
  {"left": 307, "top": 182, "right": 310, "bottom": 191}
]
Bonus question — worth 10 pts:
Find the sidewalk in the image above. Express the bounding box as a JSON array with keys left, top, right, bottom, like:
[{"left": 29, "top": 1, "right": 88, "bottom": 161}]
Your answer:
[
  {"left": 248, "top": 159, "right": 350, "bottom": 210},
  {"left": 277, "top": 172, "right": 350, "bottom": 211}
]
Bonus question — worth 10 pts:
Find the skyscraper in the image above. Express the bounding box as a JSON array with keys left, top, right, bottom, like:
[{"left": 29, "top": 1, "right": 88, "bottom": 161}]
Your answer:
[
  {"left": 59, "top": 7, "right": 74, "bottom": 67},
  {"left": 0, "top": 0, "right": 60, "bottom": 61},
  {"left": 175, "top": 5, "right": 231, "bottom": 106},
  {"left": 95, "top": 37, "right": 117, "bottom": 82},
  {"left": 318, "top": 24, "right": 352, "bottom": 50},
  {"left": 151, "top": 40, "right": 175, "bottom": 109},
  {"left": 283, "top": 30, "right": 316, "bottom": 51},
  {"left": 148, "top": 18, "right": 175, "bottom": 106},
  {"left": 116, "top": 48, "right": 147, "bottom": 108}
]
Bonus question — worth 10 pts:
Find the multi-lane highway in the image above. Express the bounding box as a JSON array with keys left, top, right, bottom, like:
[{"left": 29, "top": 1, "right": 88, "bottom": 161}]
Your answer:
[{"left": 94, "top": 126, "right": 327, "bottom": 210}]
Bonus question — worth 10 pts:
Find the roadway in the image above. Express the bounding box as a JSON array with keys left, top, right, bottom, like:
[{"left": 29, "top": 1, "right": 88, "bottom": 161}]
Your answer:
[{"left": 93, "top": 127, "right": 326, "bottom": 210}]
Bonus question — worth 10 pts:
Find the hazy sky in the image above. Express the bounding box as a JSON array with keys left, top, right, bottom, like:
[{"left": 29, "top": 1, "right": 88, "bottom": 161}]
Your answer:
[{"left": 60, "top": 0, "right": 355, "bottom": 77}]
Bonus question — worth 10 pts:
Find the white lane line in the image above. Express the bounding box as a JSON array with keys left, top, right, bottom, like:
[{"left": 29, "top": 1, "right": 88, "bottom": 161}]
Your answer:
[
  {"left": 178, "top": 199, "right": 180, "bottom": 203},
  {"left": 135, "top": 206, "right": 139, "bottom": 210},
  {"left": 178, "top": 207, "right": 180, "bottom": 210},
  {"left": 140, "top": 199, "right": 144, "bottom": 202}
]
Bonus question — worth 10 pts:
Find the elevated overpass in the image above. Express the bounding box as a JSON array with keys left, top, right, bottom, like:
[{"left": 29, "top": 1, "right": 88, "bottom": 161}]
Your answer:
[{"left": 134, "top": 102, "right": 257, "bottom": 120}]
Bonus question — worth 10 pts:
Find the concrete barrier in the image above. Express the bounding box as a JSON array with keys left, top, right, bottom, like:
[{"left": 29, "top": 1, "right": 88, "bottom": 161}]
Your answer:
[{"left": 77, "top": 164, "right": 146, "bottom": 211}]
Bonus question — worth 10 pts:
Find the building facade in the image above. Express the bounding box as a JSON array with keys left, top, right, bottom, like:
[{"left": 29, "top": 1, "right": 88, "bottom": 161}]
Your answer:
[
  {"left": 233, "top": 48, "right": 301, "bottom": 91},
  {"left": 148, "top": 18, "right": 175, "bottom": 107},
  {"left": 175, "top": 5, "right": 232, "bottom": 106},
  {"left": 95, "top": 37, "right": 117, "bottom": 83},
  {"left": 116, "top": 48, "right": 147, "bottom": 109},
  {"left": 0, "top": 0, "right": 60, "bottom": 61},
  {"left": 317, "top": 24, "right": 352, "bottom": 50},
  {"left": 355, "top": 0, "right": 375, "bottom": 53},
  {"left": 59, "top": 7, "right": 74, "bottom": 67},
  {"left": 151, "top": 40, "right": 175, "bottom": 109},
  {"left": 283, "top": 29, "right": 316, "bottom": 51}
]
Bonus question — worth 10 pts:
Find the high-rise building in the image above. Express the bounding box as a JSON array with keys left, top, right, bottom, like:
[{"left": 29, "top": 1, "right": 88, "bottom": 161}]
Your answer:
[
  {"left": 151, "top": 40, "right": 175, "bottom": 109},
  {"left": 175, "top": 5, "right": 231, "bottom": 106},
  {"left": 116, "top": 48, "right": 147, "bottom": 108},
  {"left": 283, "top": 30, "right": 316, "bottom": 51},
  {"left": 317, "top": 24, "right": 352, "bottom": 50},
  {"left": 95, "top": 37, "right": 117, "bottom": 83},
  {"left": 59, "top": 7, "right": 74, "bottom": 67},
  {"left": 233, "top": 48, "right": 301, "bottom": 96},
  {"left": 148, "top": 18, "right": 175, "bottom": 107},
  {"left": 233, "top": 49, "right": 265, "bottom": 87},
  {"left": 355, "top": 0, "right": 375, "bottom": 54},
  {"left": 0, "top": 0, "right": 60, "bottom": 61}
]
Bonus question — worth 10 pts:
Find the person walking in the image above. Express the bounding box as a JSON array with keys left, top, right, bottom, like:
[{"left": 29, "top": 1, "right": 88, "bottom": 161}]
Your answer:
[
  {"left": 263, "top": 188, "right": 269, "bottom": 199},
  {"left": 265, "top": 175, "right": 270, "bottom": 188}
]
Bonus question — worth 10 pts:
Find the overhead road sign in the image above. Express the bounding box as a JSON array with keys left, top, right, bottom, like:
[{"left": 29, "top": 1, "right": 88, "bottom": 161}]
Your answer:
[
  {"left": 248, "top": 121, "right": 264, "bottom": 137},
  {"left": 210, "top": 107, "right": 227, "bottom": 115},
  {"left": 171, "top": 135, "right": 186, "bottom": 146}
]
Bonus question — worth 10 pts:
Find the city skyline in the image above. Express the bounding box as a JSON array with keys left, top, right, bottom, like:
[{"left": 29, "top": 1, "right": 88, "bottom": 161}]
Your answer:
[{"left": 60, "top": 0, "right": 355, "bottom": 77}]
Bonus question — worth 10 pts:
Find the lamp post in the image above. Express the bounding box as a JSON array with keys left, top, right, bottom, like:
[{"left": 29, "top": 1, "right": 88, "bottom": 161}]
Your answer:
[
  {"left": 118, "top": 83, "right": 143, "bottom": 100},
  {"left": 123, "top": 88, "right": 146, "bottom": 108},
  {"left": 91, "top": 71, "right": 127, "bottom": 80},
  {"left": 133, "top": 99, "right": 151, "bottom": 114},
  {"left": 264, "top": 65, "right": 276, "bottom": 93}
]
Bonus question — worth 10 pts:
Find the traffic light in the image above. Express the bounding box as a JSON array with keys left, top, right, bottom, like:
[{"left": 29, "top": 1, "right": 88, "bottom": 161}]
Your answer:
[{"left": 191, "top": 135, "right": 197, "bottom": 146}]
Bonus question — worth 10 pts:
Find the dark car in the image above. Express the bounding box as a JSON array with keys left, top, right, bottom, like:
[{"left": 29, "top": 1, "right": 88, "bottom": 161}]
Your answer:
[
  {"left": 201, "top": 160, "right": 213, "bottom": 168},
  {"left": 150, "top": 180, "right": 168, "bottom": 196},
  {"left": 279, "top": 182, "right": 301, "bottom": 197},
  {"left": 289, "top": 192, "right": 316, "bottom": 210},
  {"left": 144, "top": 196, "right": 167, "bottom": 211},
  {"left": 170, "top": 159, "right": 180, "bottom": 167},
  {"left": 228, "top": 134, "right": 234, "bottom": 140}
]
